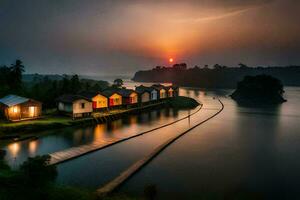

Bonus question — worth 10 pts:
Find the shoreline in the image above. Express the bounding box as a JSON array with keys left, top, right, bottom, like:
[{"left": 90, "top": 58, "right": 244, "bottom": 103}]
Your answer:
[{"left": 0, "top": 96, "right": 199, "bottom": 144}]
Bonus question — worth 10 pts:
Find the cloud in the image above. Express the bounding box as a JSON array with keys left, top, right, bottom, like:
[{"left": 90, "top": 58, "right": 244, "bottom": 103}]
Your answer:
[{"left": 0, "top": 0, "right": 299, "bottom": 75}]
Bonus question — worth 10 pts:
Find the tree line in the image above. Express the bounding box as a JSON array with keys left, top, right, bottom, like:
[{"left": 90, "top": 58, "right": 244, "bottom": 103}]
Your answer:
[
  {"left": 0, "top": 60, "right": 109, "bottom": 108},
  {"left": 133, "top": 63, "right": 300, "bottom": 88}
]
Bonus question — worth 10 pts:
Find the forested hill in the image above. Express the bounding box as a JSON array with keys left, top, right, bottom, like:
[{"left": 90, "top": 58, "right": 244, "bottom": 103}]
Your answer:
[{"left": 132, "top": 64, "right": 300, "bottom": 88}]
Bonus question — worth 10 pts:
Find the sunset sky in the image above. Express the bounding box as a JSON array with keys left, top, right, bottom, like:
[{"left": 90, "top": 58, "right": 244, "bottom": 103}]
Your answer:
[{"left": 0, "top": 0, "right": 299, "bottom": 75}]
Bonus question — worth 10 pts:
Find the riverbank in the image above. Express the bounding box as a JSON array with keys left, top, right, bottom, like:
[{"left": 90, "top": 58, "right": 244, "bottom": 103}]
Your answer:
[{"left": 0, "top": 97, "right": 199, "bottom": 143}]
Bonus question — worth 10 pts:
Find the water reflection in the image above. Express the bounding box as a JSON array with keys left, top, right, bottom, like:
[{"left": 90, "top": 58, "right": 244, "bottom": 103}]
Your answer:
[
  {"left": 7, "top": 142, "right": 20, "bottom": 158},
  {"left": 29, "top": 140, "right": 38, "bottom": 156},
  {"left": 2, "top": 106, "right": 191, "bottom": 167},
  {"left": 118, "top": 87, "right": 300, "bottom": 199}
]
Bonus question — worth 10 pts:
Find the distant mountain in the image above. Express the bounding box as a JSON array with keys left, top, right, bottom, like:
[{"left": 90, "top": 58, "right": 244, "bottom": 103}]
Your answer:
[{"left": 132, "top": 65, "right": 300, "bottom": 88}]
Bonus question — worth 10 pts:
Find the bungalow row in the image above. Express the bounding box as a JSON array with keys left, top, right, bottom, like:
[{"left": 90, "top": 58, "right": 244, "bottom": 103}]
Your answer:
[
  {"left": 56, "top": 84, "right": 179, "bottom": 118},
  {"left": 0, "top": 84, "right": 178, "bottom": 121}
]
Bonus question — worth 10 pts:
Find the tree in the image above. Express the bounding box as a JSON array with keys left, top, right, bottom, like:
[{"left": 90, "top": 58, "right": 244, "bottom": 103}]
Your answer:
[
  {"left": 173, "top": 63, "right": 187, "bottom": 70},
  {"left": 19, "top": 155, "right": 57, "bottom": 186},
  {"left": 70, "top": 74, "right": 81, "bottom": 93},
  {"left": 193, "top": 65, "right": 200, "bottom": 70},
  {"left": 10, "top": 59, "right": 25, "bottom": 92},
  {"left": 61, "top": 75, "right": 71, "bottom": 94},
  {"left": 238, "top": 63, "right": 249, "bottom": 69},
  {"left": 231, "top": 75, "right": 286, "bottom": 104},
  {"left": 213, "top": 64, "right": 222, "bottom": 70},
  {"left": 204, "top": 65, "right": 209, "bottom": 69},
  {"left": 113, "top": 78, "right": 123, "bottom": 88},
  {"left": 84, "top": 82, "right": 91, "bottom": 91}
]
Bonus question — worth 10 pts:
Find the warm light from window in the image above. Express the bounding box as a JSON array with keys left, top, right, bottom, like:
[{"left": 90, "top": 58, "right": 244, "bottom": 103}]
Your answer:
[
  {"left": 29, "top": 106, "right": 35, "bottom": 117},
  {"left": 29, "top": 141, "right": 38, "bottom": 155},
  {"left": 13, "top": 106, "right": 18, "bottom": 113},
  {"left": 8, "top": 142, "right": 20, "bottom": 157}
]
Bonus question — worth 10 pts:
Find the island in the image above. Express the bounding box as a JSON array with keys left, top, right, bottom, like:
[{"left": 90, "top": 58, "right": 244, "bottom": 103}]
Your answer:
[
  {"left": 132, "top": 63, "right": 300, "bottom": 88},
  {"left": 230, "top": 75, "right": 286, "bottom": 105}
]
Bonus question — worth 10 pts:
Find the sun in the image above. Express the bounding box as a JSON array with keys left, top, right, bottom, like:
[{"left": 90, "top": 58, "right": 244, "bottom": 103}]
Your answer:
[{"left": 169, "top": 58, "right": 174, "bottom": 63}]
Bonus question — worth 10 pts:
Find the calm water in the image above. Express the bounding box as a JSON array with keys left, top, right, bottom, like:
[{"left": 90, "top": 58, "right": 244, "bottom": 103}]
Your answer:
[
  {"left": 3, "top": 106, "right": 190, "bottom": 167},
  {"left": 2, "top": 85, "right": 300, "bottom": 199}
]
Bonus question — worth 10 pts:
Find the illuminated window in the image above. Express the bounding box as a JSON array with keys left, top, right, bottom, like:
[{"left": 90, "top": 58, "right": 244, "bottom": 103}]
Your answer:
[
  {"left": 13, "top": 107, "right": 18, "bottom": 113},
  {"left": 29, "top": 106, "right": 35, "bottom": 117}
]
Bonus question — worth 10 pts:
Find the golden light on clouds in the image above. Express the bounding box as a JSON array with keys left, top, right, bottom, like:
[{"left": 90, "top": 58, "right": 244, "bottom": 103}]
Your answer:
[
  {"left": 98, "top": 1, "right": 275, "bottom": 61},
  {"left": 1, "top": 0, "right": 299, "bottom": 74}
]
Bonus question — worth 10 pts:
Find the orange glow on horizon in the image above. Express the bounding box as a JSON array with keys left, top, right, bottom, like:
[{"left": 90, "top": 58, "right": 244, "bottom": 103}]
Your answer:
[{"left": 169, "top": 58, "right": 174, "bottom": 63}]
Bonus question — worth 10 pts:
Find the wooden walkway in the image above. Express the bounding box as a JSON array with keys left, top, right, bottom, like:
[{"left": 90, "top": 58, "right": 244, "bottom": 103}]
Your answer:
[
  {"left": 96, "top": 99, "right": 224, "bottom": 197},
  {"left": 49, "top": 104, "right": 203, "bottom": 165}
]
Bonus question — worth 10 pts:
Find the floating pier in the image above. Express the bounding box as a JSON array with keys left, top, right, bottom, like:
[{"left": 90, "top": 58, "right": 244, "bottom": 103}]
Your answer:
[{"left": 96, "top": 99, "right": 224, "bottom": 197}]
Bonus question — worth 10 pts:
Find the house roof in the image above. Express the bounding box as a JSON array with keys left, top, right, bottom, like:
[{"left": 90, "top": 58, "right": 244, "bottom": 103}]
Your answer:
[
  {"left": 135, "top": 85, "right": 152, "bottom": 94},
  {"left": 78, "top": 91, "right": 99, "bottom": 99},
  {"left": 0, "top": 94, "right": 30, "bottom": 107},
  {"left": 152, "top": 84, "right": 166, "bottom": 91},
  {"left": 117, "top": 88, "right": 136, "bottom": 97},
  {"left": 101, "top": 87, "right": 136, "bottom": 97},
  {"left": 101, "top": 89, "right": 120, "bottom": 98},
  {"left": 56, "top": 94, "right": 91, "bottom": 103}
]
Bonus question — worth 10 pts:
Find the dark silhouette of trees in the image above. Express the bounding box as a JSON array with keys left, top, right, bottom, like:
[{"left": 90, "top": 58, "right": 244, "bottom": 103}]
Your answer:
[
  {"left": 20, "top": 155, "right": 57, "bottom": 186},
  {"left": 27, "top": 74, "right": 109, "bottom": 108},
  {"left": 231, "top": 75, "right": 286, "bottom": 104},
  {"left": 133, "top": 63, "right": 300, "bottom": 88},
  {"left": 113, "top": 78, "right": 123, "bottom": 88},
  {"left": 0, "top": 60, "right": 110, "bottom": 108},
  {"left": 0, "top": 60, "right": 25, "bottom": 96},
  {"left": 173, "top": 63, "right": 187, "bottom": 70},
  {"left": 238, "top": 63, "right": 249, "bottom": 68},
  {"left": 213, "top": 64, "right": 222, "bottom": 70},
  {"left": 10, "top": 59, "right": 25, "bottom": 92},
  {"left": 70, "top": 74, "right": 81, "bottom": 93}
]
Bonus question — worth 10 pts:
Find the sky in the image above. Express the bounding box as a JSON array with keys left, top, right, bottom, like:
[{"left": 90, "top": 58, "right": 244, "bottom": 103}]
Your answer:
[{"left": 0, "top": 0, "right": 299, "bottom": 76}]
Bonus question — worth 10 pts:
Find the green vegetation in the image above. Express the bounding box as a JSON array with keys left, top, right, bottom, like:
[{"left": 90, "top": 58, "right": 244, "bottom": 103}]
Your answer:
[
  {"left": 167, "top": 96, "right": 199, "bottom": 109},
  {"left": 0, "top": 153, "right": 95, "bottom": 200},
  {"left": 0, "top": 59, "right": 109, "bottom": 108},
  {"left": 231, "top": 75, "right": 286, "bottom": 105},
  {"left": 0, "top": 151, "right": 143, "bottom": 200},
  {"left": 0, "top": 60, "right": 24, "bottom": 96},
  {"left": 112, "top": 78, "right": 124, "bottom": 88},
  {"left": 0, "top": 116, "right": 92, "bottom": 136}
]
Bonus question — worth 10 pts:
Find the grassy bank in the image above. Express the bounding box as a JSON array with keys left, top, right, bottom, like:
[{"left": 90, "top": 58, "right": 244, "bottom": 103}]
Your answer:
[
  {"left": 0, "top": 116, "right": 94, "bottom": 139},
  {"left": 166, "top": 96, "right": 200, "bottom": 109}
]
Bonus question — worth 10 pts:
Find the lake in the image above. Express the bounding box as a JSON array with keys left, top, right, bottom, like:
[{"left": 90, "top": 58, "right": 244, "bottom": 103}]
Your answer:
[{"left": 2, "top": 85, "right": 300, "bottom": 199}]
